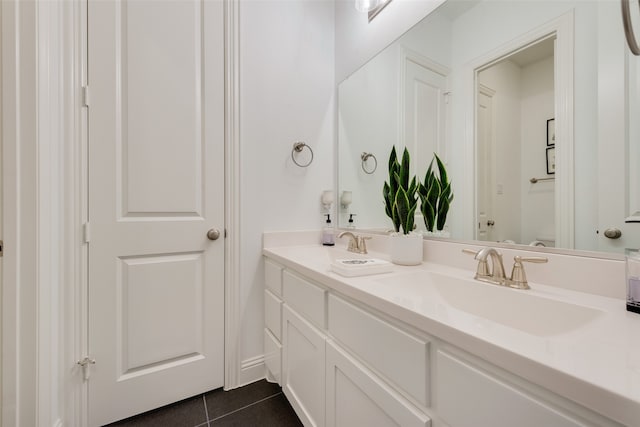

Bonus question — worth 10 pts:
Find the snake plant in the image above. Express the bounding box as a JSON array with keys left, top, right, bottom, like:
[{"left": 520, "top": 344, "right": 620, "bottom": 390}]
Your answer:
[
  {"left": 383, "top": 146, "right": 418, "bottom": 235},
  {"left": 418, "top": 153, "right": 454, "bottom": 232}
]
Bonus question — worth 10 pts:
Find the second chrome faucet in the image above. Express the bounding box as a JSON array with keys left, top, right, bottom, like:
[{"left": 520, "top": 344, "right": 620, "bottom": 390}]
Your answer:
[
  {"left": 337, "top": 231, "right": 371, "bottom": 255},
  {"left": 463, "top": 247, "right": 547, "bottom": 290}
]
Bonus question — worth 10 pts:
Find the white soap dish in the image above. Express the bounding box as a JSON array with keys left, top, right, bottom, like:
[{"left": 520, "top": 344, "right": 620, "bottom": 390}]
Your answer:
[{"left": 330, "top": 258, "right": 393, "bottom": 277}]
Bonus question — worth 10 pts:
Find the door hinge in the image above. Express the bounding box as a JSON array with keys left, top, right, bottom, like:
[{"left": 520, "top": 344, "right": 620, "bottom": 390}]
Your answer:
[
  {"left": 77, "top": 357, "right": 96, "bottom": 381},
  {"left": 82, "top": 86, "right": 90, "bottom": 107},
  {"left": 83, "top": 222, "right": 91, "bottom": 243},
  {"left": 0, "top": 240, "right": 3, "bottom": 257}
]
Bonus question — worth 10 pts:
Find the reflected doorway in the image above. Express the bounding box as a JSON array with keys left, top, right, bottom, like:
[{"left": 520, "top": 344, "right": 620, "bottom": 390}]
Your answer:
[{"left": 475, "top": 37, "right": 556, "bottom": 247}]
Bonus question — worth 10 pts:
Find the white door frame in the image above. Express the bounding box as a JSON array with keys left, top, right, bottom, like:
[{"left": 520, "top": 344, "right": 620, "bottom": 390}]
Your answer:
[
  {"left": 1, "top": 0, "right": 242, "bottom": 425},
  {"left": 462, "top": 11, "right": 574, "bottom": 248},
  {"left": 2, "top": 1, "right": 68, "bottom": 425}
]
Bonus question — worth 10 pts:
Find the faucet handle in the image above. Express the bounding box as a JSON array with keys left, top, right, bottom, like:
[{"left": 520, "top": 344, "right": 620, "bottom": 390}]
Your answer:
[
  {"left": 357, "top": 236, "right": 371, "bottom": 254},
  {"left": 462, "top": 248, "right": 489, "bottom": 277},
  {"left": 509, "top": 255, "right": 548, "bottom": 289}
]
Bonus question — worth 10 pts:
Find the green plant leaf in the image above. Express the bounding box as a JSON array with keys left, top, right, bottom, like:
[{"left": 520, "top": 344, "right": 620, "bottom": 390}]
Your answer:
[
  {"left": 388, "top": 146, "right": 397, "bottom": 174},
  {"left": 436, "top": 197, "right": 450, "bottom": 230},
  {"left": 399, "top": 148, "right": 410, "bottom": 190},
  {"left": 434, "top": 153, "right": 448, "bottom": 188},
  {"left": 394, "top": 187, "right": 411, "bottom": 235}
]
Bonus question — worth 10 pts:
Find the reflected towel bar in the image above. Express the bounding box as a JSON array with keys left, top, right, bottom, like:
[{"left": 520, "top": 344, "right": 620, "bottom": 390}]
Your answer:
[{"left": 529, "top": 177, "right": 555, "bottom": 184}]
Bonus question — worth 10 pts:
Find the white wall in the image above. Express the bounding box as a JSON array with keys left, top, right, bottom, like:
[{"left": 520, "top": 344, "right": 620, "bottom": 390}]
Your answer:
[
  {"left": 238, "top": 0, "right": 335, "bottom": 384},
  {"left": 338, "top": 45, "right": 398, "bottom": 229},
  {"left": 335, "top": 0, "right": 445, "bottom": 82},
  {"left": 337, "top": 7, "right": 453, "bottom": 230},
  {"left": 520, "top": 56, "right": 555, "bottom": 245}
]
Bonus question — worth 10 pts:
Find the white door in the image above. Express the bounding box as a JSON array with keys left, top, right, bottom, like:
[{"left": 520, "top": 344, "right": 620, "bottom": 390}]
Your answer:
[
  {"left": 403, "top": 56, "right": 448, "bottom": 180},
  {"left": 87, "top": 1, "right": 225, "bottom": 425},
  {"left": 476, "top": 87, "right": 495, "bottom": 242}
]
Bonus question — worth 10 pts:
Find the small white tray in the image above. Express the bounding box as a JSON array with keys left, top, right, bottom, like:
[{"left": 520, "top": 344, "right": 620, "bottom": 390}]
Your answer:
[{"left": 330, "top": 258, "right": 393, "bottom": 277}]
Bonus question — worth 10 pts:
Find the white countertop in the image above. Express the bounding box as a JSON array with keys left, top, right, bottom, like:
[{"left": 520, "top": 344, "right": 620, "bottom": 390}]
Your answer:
[{"left": 263, "top": 244, "right": 640, "bottom": 426}]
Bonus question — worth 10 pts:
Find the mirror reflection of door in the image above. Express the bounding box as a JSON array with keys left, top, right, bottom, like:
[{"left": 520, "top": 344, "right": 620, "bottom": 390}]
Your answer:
[
  {"left": 477, "top": 86, "right": 495, "bottom": 242},
  {"left": 475, "top": 38, "right": 556, "bottom": 246},
  {"left": 402, "top": 49, "right": 449, "bottom": 181}
]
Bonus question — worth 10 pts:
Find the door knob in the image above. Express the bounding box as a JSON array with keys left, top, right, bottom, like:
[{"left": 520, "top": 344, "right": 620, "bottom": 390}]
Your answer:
[
  {"left": 603, "top": 228, "right": 622, "bottom": 239},
  {"left": 207, "top": 228, "right": 221, "bottom": 241}
]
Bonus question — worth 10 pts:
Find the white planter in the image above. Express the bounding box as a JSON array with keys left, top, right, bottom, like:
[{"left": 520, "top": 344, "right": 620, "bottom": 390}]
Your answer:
[
  {"left": 423, "top": 229, "right": 451, "bottom": 239},
  {"left": 389, "top": 233, "right": 423, "bottom": 266}
]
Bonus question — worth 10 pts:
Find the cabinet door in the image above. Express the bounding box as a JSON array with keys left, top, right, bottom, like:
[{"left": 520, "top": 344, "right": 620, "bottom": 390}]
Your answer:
[
  {"left": 326, "top": 341, "right": 431, "bottom": 427},
  {"left": 436, "top": 350, "right": 588, "bottom": 427},
  {"left": 282, "top": 305, "right": 326, "bottom": 427}
]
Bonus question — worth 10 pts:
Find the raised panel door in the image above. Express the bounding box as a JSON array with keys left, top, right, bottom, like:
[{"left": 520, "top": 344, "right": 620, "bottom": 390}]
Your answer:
[{"left": 87, "top": 1, "right": 225, "bottom": 424}]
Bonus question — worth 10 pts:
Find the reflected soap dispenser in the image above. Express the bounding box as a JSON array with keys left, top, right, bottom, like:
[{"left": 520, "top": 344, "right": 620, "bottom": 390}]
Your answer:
[
  {"left": 322, "top": 214, "right": 335, "bottom": 246},
  {"left": 347, "top": 214, "right": 356, "bottom": 229}
]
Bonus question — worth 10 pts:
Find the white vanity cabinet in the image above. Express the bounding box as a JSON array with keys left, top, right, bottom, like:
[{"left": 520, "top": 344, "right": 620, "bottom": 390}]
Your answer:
[
  {"left": 264, "top": 256, "right": 623, "bottom": 427},
  {"left": 325, "top": 340, "right": 430, "bottom": 427},
  {"left": 264, "top": 259, "right": 283, "bottom": 384},
  {"left": 282, "top": 305, "right": 326, "bottom": 427},
  {"left": 435, "top": 349, "right": 592, "bottom": 427},
  {"left": 265, "top": 260, "right": 432, "bottom": 427}
]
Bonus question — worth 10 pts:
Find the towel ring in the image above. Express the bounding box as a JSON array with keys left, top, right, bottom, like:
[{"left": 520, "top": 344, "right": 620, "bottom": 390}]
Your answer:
[
  {"left": 291, "top": 142, "right": 314, "bottom": 167},
  {"left": 361, "top": 152, "right": 377, "bottom": 174},
  {"left": 622, "top": 0, "right": 640, "bottom": 55}
]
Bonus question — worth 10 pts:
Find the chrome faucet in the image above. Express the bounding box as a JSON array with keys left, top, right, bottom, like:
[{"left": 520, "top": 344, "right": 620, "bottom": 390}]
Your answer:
[
  {"left": 464, "top": 247, "right": 548, "bottom": 290},
  {"left": 464, "top": 247, "right": 506, "bottom": 285},
  {"left": 337, "top": 231, "right": 371, "bottom": 254}
]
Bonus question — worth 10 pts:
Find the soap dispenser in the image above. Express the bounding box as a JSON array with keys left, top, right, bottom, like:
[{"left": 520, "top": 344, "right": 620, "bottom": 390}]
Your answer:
[
  {"left": 347, "top": 213, "right": 356, "bottom": 229},
  {"left": 322, "top": 214, "right": 335, "bottom": 246}
]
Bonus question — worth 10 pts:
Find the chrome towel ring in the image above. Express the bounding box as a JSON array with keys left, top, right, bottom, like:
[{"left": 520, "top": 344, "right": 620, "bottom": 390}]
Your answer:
[
  {"left": 361, "top": 152, "right": 377, "bottom": 174},
  {"left": 291, "top": 142, "right": 314, "bottom": 167},
  {"left": 623, "top": 0, "right": 640, "bottom": 55}
]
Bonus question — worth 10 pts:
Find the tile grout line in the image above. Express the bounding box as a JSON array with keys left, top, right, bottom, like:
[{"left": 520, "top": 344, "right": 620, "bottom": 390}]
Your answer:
[
  {"left": 203, "top": 394, "right": 210, "bottom": 423},
  {"left": 209, "top": 392, "right": 283, "bottom": 422}
]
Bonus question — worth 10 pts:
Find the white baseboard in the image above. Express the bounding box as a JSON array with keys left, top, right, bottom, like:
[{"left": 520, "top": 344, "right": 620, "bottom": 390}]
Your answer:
[{"left": 236, "top": 354, "right": 266, "bottom": 388}]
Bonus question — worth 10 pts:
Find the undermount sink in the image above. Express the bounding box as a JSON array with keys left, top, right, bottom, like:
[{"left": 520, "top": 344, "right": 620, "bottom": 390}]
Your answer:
[{"left": 377, "top": 270, "right": 603, "bottom": 336}]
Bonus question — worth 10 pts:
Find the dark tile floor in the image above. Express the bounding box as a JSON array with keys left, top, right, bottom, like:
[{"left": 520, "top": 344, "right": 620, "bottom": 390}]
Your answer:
[{"left": 105, "top": 380, "right": 303, "bottom": 427}]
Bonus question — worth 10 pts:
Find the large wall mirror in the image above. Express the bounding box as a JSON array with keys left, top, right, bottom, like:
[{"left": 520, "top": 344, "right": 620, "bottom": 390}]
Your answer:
[{"left": 337, "top": 0, "right": 640, "bottom": 255}]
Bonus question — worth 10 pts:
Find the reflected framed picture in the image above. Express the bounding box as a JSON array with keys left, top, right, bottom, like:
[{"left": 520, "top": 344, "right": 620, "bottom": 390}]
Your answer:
[
  {"left": 546, "top": 146, "right": 556, "bottom": 174},
  {"left": 547, "top": 118, "right": 555, "bottom": 146}
]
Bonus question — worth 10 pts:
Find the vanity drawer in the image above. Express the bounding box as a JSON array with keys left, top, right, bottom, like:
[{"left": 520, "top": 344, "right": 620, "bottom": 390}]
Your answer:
[
  {"left": 436, "top": 350, "right": 584, "bottom": 427},
  {"left": 265, "top": 258, "right": 283, "bottom": 297},
  {"left": 264, "top": 328, "right": 282, "bottom": 385},
  {"left": 282, "top": 270, "right": 326, "bottom": 329},
  {"left": 328, "top": 294, "right": 430, "bottom": 407},
  {"left": 265, "top": 289, "right": 282, "bottom": 340},
  {"left": 283, "top": 270, "right": 326, "bottom": 329}
]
